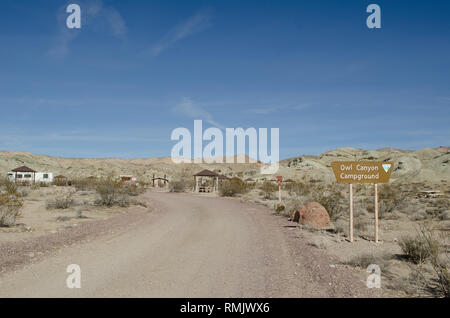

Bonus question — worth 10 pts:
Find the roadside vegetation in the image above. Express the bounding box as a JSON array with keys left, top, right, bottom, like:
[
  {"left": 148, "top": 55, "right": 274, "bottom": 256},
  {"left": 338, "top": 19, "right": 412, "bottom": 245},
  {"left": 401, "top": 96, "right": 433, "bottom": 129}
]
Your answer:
[
  {"left": 0, "top": 178, "right": 24, "bottom": 227},
  {"left": 220, "top": 177, "right": 249, "bottom": 197}
]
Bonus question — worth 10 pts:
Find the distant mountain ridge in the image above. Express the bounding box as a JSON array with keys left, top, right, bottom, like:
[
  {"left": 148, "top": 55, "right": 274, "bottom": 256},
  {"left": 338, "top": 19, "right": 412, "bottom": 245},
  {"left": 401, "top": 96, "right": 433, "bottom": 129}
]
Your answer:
[{"left": 0, "top": 147, "right": 449, "bottom": 184}]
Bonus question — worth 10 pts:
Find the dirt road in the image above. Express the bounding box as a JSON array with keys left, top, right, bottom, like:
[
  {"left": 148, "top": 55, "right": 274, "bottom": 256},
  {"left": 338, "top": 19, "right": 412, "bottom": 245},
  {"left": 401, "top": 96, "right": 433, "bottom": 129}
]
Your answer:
[{"left": 0, "top": 191, "right": 375, "bottom": 297}]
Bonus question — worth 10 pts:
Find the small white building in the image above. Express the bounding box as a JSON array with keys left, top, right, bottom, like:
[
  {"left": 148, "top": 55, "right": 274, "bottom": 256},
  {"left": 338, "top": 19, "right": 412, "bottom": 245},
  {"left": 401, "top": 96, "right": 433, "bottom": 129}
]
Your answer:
[{"left": 6, "top": 166, "right": 54, "bottom": 184}]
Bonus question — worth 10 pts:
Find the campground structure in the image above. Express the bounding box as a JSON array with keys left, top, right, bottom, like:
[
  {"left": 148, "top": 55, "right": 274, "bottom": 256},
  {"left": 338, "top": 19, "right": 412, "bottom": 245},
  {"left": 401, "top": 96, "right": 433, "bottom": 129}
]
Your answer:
[{"left": 6, "top": 166, "right": 53, "bottom": 184}]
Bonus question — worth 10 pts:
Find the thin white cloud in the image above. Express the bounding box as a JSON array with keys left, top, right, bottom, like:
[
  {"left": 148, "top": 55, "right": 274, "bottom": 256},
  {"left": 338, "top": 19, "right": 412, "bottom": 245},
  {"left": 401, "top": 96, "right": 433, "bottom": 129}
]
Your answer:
[
  {"left": 47, "top": 0, "right": 127, "bottom": 59},
  {"left": 0, "top": 129, "right": 165, "bottom": 145},
  {"left": 148, "top": 8, "right": 212, "bottom": 56},
  {"left": 247, "top": 103, "right": 311, "bottom": 115},
  {"left": 173, "top": 97, "right": 223, "bottom": 129}
]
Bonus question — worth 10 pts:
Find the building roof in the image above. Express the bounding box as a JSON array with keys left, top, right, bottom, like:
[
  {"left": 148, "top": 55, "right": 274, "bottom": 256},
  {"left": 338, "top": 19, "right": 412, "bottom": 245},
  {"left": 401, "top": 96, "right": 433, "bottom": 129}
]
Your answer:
[
  {"left": 11, "top": 166, "right": 36, "bottom": 173},
  {"left": 54, "top": 175, "right": 67, "bottom": 179},
  {"left": 193, "top": 169, "right": 219, "bottom": 177},
  {"left": 245, "top": 178, "right": 255, "bottom": 182},
  {"left": 218, "top": 175, "right": 230, "bottom": 180}
]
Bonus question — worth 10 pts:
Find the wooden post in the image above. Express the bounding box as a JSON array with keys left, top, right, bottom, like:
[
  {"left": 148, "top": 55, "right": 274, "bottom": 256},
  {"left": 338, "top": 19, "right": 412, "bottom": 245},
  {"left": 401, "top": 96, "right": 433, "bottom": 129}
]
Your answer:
[
  {"left": 374, "top": 183, "right": 379, "bottom": 243},
  {"left": 195, "top": 176, "right": 198, "bottom": 192},
  {"left": 278, "top": 185, "right": 281, "bottom": 202},
  {"left": 349, "top": 183, "right": 354, "bottom": 242}
]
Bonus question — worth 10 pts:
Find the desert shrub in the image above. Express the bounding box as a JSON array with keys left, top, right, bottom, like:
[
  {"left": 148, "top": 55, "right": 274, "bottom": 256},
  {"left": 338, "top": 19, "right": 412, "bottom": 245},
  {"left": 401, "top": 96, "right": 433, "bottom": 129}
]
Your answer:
[
  {"left": 399, "top": 225, "right": 440, "bottom": 264},
  {"left": 283, "top": 197, "right": 303, "bottom": 217},
  {"left": 259, "top": 180, "right": 278, "bottom": 199},
  {"left": 2, "top": 178, "right": 18, "bottom": 194},
  {"left": 115, "top": 194, "right": 131, "bottom": 207},
  {"left": 46, "top": 193, "right": 74, "bottom": 210},
  {"left": 429, "top": 257, "right": 450, "bottom": 298},
  {"left": 354, "top": 217, "right": 369, "bottom": 232},
  {"left": 72, "top": 177, "right": 97, "bottom": 191},
  {"left": 308, "top": 184, "right": 344, "bottom": 221},
  {"left": 75, "top": 206, "right": 85, "bottom": 219},
  {"left": 220, "top": 178, "right": 248, "bottom": 197},
  {"left": 17, "top": 188, "right": 30, "bottom": 197},
  {"left": 0, "top": 193, "right": 23, "bottom": 227},
  {"left": 122, "top": 184, "right": 144, "bottom": 196},
  {"left": 170, "top": 180, "right": 188, "bottom": 193},
  {"left": 94, "top": 177, "right": 123, "bottom": 207},
  {"left": 344, "top": 253, "right": 390, "bottom": 271},
  {"left": 334, "top": 220, "right": 347, "bottom": 235},
  {"left": 403, "top": 225, "right": 449, "bottom": 297},
  {"left": 54, "top": 178, "right": 68, "bottom": 186},
  {"left": 274, "top": 203, "right": 285, "bottom": 213},
  {"left": 378, "top": 184, "right": 408, "bottom": 218},
  {"left": 260, "top": 180, "right": 278, "bottom": 193},
  {"left": 284, "top": 182, "right": 309, "bottom": 196}
]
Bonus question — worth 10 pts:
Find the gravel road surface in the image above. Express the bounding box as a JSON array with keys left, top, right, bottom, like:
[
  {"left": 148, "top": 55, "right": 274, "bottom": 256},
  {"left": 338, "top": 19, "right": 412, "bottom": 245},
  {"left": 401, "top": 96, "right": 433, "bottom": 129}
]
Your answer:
[{"left": 0, "top": 191, "right": 376, "bottom": 297}]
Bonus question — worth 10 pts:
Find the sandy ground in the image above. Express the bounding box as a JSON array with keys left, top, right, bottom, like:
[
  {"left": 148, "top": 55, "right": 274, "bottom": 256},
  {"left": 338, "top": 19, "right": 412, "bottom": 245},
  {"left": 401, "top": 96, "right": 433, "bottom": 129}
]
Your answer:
[
  {"left": 0, "top": 190, "right": 377, "bottom": 298},
  {"left": 0, "top": 187, "right": 129, "bottom": 243}
]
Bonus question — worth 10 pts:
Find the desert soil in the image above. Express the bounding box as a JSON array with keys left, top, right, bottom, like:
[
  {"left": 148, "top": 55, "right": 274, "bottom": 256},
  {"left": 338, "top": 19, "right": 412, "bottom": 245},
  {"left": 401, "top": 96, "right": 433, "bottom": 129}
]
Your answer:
[{"left": 0, "top": 190, "right": 378, "bottom": 298}]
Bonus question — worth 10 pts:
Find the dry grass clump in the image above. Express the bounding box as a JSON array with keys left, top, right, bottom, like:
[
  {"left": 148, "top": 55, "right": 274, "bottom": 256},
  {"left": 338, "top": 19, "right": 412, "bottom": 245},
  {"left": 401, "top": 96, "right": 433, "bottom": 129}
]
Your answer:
[
  {"left": 0, "top": 178, "right": 24, "bottom": 227},
  {"left": 220, "top": 178, "right": 248, "bottom": 197}
]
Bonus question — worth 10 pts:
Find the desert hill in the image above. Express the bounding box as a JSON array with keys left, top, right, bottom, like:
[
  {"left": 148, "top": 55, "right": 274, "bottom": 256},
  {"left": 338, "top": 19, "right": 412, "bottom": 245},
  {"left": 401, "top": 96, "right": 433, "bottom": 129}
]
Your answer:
[{"left": 281, "top": 147, "right": 450, "bottom": 184}]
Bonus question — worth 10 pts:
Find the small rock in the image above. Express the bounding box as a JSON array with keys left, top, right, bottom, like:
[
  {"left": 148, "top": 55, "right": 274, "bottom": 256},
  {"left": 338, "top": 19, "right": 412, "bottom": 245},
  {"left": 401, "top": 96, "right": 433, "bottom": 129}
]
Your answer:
[{"left": 329, "top": 264, "right": 336, "bottom": 268}]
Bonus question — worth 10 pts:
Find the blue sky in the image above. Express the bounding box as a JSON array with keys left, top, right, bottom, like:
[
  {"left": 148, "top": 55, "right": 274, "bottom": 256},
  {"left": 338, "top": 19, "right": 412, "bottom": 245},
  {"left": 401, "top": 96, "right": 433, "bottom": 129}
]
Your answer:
[{"left": 0, "top": 0, "right": 449, "bottom": 159}]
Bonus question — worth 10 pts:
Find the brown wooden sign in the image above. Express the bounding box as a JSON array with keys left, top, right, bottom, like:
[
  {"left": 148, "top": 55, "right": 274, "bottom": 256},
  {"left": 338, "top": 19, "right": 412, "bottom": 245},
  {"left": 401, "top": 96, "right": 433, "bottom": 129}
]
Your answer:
[{"left": 331, "top": 161, "right": 394, "bottom": 184}]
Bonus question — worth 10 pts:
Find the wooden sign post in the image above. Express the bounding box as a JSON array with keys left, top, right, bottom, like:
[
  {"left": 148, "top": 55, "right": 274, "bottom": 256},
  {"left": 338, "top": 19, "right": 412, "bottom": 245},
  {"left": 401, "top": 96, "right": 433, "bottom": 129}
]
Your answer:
[
  {"left": 374, "top": 183, "right": 379, "bottom": 243},
  {"left": 331, "top": 161, "right": 393, "bottom": 243},
  {"left": 276, "top": 176, "right": 283, "bottom": 203},
  {"left": 349, "top": 183, "right": 354, "bottom": 242}
]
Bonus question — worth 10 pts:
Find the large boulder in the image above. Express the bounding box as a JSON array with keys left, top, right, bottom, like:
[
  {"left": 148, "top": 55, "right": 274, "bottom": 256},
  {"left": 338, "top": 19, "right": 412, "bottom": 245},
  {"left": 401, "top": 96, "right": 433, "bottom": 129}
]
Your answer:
[{"left": 292, "top": 202, "right": 331, "bottom": 229}]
